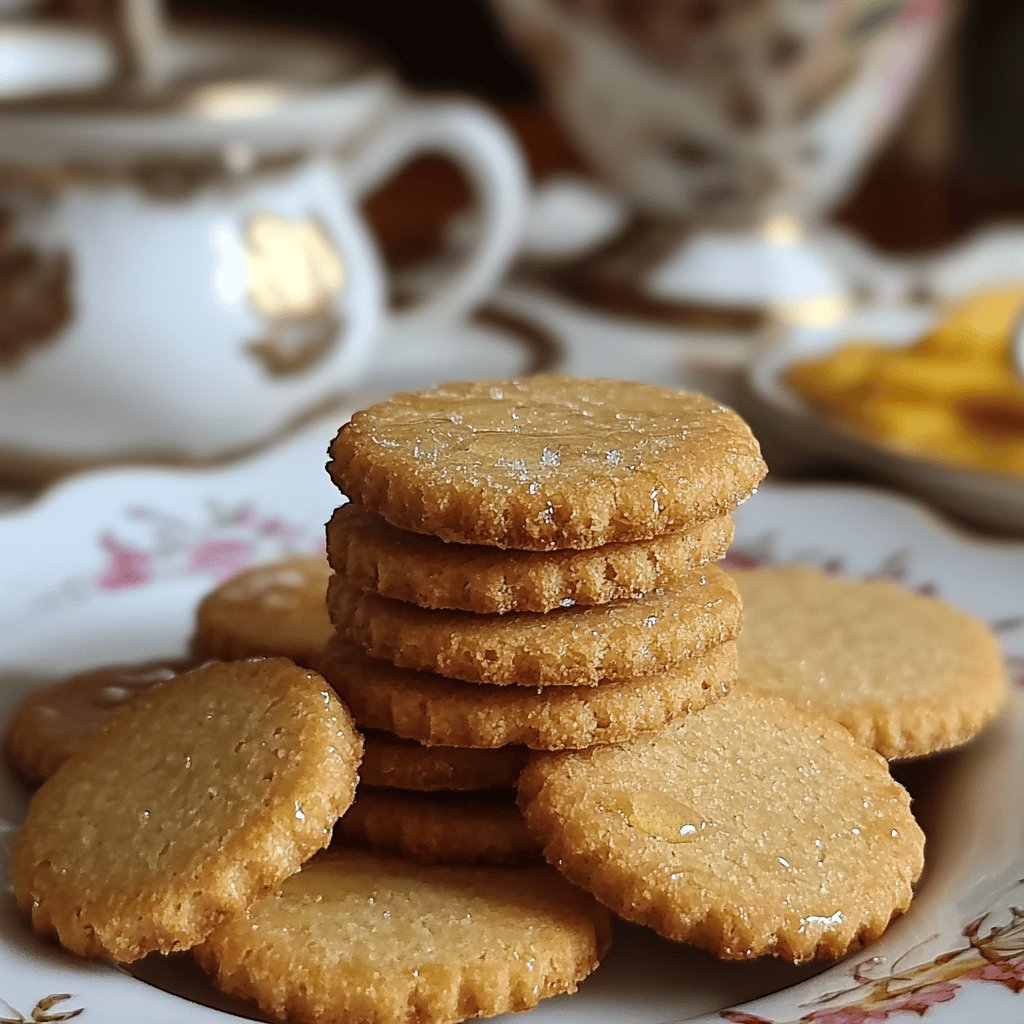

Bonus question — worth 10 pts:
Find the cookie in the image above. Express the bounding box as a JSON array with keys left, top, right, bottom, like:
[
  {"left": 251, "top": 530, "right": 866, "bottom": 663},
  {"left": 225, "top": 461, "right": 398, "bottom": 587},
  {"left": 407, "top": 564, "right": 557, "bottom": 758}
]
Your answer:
[
  {"left": 327, "top": 377, "right": 765, "bottom": 550},
  {"left": 732, "top": 565, "right": 1009, "bottom": 759},
  {"left": 328, "top": 565, "right": 740, "bottom": 686},
  {"left": 518, "top": 691, "right": 925, "bottom": 963},
  {"left": 196, "top": 848, "right": 611, "bottom": 1024},
  {"left": 11, "top": 658, "right": 362, "bottom": 962},
  {"left": 191, "top": 557, "right": 332, "bottom": 668},
  {"left": 327, "top": 502, "right": 734, "bottom": 613},
  {"left": 361, "top": 730, "right": 528, "bottom": 791},
  {"left": 4, "top": 659, "right": 188, "bottom": 785},
  {"left": 319, "top": 638, "right": 737, "bottom": 750},
  {"left": 337, "top": 786, "right": 541, "bottom": 866}
]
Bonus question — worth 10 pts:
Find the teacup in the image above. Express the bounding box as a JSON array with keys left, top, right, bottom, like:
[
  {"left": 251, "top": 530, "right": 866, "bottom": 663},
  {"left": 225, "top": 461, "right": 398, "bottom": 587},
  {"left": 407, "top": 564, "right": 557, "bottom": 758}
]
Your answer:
[{"left": 0, "top": 22, "right": 527, "bottom": 476}]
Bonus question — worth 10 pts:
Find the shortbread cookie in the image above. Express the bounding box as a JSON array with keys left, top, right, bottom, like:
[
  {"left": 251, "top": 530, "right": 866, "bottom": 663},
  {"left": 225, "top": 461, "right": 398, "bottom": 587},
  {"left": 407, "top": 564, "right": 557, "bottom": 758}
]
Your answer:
[
  {"left": 192, "top": 557, "right": 332, "bottom": 668},
  {"left": 12, "top": 658, "right": 362, "bottom": 962},
  {"left": 733, "top": 565, "right": 1009, "bottom": 759},
  {"left": 327, "top": 502, "right": 734, "bottom": 613},
  {"left": 197, "top": 848, "right": 611, "bottom": 1024},
  {"left": 320, "top": 639, "right": 737, "bottom": 750},
  {"left": 4, "top": 659, "right": 188, "bottom": 785},
  {"left": 328, "top": 565, "right": 740, "bottom": 686},
  {"left": 518, "top": 691, "right": 925, "bottom": 963},
  {"left": 361, "top": 731, "right": 527, "bottom": 791},
  {"left": 337, "top": 786, "right": 541, "bottom": 866},
  {"left": 328, "top": 377, "right": 765, "bottom": 550}
]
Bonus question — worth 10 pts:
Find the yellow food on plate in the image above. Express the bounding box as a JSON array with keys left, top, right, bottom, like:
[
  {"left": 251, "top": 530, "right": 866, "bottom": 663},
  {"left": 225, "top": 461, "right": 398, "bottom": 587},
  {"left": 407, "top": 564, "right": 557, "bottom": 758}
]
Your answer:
[{"left": 785, "top": 286, "right": 1024, "bottom": 476}]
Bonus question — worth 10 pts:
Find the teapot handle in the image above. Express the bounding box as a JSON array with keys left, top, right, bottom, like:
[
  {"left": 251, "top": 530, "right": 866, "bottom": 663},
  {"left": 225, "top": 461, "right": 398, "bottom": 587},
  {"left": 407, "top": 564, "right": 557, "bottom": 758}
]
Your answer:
[{"left": 345, "top": 97, "right": 528, "bottom": 336}]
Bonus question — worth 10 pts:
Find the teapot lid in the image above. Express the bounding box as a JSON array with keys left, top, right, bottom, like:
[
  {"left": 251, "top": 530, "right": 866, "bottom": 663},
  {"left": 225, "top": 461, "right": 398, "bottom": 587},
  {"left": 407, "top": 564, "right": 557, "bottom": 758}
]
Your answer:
[{"left": 0, "top": 21, "right": 395, "bottom": 167}]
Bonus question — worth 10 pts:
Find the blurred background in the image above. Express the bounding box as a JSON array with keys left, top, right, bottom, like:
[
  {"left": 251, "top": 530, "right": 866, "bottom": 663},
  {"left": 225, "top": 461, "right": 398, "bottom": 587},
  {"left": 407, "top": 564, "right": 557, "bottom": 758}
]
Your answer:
[
  {"left": 2, "top": 0, "right": 1024, "bottom": 532},
  {"left": 176, "top": 0, "right": 1024, "bottom": 255}
]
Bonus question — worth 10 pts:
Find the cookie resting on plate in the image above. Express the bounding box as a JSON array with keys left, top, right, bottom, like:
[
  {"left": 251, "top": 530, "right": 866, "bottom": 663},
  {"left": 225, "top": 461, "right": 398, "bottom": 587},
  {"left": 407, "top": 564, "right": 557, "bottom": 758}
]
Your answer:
[
  {"left": 518, "top": 691, "right": 925, "bottom": 963},
  {"left": 196, "top": 848, "right": 612, "bottom": 1024},
  {"left": 11, "top": 658, "right": 362, "bottom": 962}
]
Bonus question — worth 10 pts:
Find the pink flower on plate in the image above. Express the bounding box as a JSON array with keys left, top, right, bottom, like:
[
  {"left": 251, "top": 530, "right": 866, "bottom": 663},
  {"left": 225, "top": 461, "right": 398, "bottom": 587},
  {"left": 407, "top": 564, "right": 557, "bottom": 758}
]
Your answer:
[
  {"left": 259, "top": 516, "right": 288, "bottom": 536},
  {"left": 186, "top": 538, "right": 253, "bottom": 581},
  {"left": 97, "top": 533, "right": 152, "bottom": 590},
  {"left": 967, "top": 954, "right": 1024, "bottom": 994}
]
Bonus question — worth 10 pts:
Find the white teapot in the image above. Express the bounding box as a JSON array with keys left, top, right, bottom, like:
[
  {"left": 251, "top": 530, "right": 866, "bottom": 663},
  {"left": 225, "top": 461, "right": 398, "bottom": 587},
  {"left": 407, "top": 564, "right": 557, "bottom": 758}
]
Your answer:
[{"left": 0, "top": 22, "right": 527, "bottom": 476}]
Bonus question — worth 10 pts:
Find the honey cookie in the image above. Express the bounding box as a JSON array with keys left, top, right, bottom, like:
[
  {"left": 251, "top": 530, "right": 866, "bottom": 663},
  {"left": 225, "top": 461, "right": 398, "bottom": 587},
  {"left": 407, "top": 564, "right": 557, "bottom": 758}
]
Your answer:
[
  {"left": 361, "top": 730, "right": 528, "bottom": 791},
  {"left": 4, "top": 659, "right": 188, "bottom": 785},
  {"left": 327, "top": 502, "right": 734, "bottom": 613},
  {"left": 327, "top": 377, "right": 765, "bottom": 550},
  {"left": 319, "top": 638, "right": 737, "bottom": 750},
  {"left": 328, "top": 565, "right": 740, "bottom": 686},
  {"left": 518, "top": 691, "right": 925, "bottom": 963},
  {"left": 196, "top": 848, "right": 611, "bottom": 1024},
  {"left": 12, "top": 658, "right": 362, "bottom": 962},
  {"left": 191, "top": 557, "right": 332, "bottom": 668},
  {"left": 337, "top": 786, "right": 541, "bottom": 866},
  {"left": 733, "top": 565, "right": 1009, "bottom": 759}
]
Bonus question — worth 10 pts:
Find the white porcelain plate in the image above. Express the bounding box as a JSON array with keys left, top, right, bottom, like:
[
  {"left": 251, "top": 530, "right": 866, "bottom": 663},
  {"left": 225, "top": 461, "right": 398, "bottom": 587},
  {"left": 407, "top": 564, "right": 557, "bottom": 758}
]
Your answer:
[{"left": 0, "top": 418, "right": 1022, "bottom": 1024}]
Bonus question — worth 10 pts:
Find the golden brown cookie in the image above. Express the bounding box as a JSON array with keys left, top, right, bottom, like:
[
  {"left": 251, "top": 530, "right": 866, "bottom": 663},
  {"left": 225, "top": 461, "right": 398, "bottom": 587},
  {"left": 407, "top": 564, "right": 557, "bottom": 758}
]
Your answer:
[
  {"left": 191, "top": 556, "right": 332, "bottom": 667},
  {"left": 518, "top": 691, "right": 925, "bottom": 963},
  {"left": 319, "top": 638, "right": 737, "bottom": 750},
  {"left": 196, "top": 848, "right": 611, "bottom": 1024},
  {"left": 361, "top": 730, "right": 527, "bottom": 791},
  {"left": 11, "top": 658, "right": 362, "bottom": 962},
  {"left": 328, "top": 565, "right": 740, "bottom": 686},
  {"left": 336, "top": 786, "right": 541, "bottom": 866},
  {"left": 733, "top": 565, "right": 1009, "bottom": 759},
  {"left": 327, "top": 502, "right": 734, "bottom": 613},
  {"left": 327, "top": 377, "right": 765, "bottom": 550},
  {"left": 4, "top": 659, "right": 189, "bottom": 785}
]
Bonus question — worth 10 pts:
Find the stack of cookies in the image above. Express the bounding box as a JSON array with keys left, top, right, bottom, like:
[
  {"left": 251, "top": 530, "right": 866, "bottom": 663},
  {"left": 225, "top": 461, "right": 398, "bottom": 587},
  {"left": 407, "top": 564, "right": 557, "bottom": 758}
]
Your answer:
[{"left": 319, "top": 376, "right": 767, "bottom": 866}]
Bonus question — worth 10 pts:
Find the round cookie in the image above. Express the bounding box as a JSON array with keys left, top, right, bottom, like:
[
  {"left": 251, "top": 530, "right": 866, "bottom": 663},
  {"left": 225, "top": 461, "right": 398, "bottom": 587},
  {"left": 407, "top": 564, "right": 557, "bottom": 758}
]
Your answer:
[
  {"left": 518, "top": 691, "right": 925, "bottom": 963},
  {"left": 191, "top": 556, "right": 332, "bottom": 667},
  {"left": 328, "top": 565, "right": 740, "bottom": 686},
  {"left": 327, "top": 376, "right": 765, "bottom": 550},
  {"left": 732, "top": 565, "right": 1009, "bottom": 759},
  {"left": 327, "top": 502, "right": 734, "bottom": 613},
  {"left": 4, "top": 659, "right": 188, "bottom": 785},
  {"left": 361, "top": 730, "right": 528, "bottom": 791},
  {"left": 319, "top": 638, "right": 737, "bottom": 750},
  {"left": 196, "top": 848, "right": 611, "bottom": 1024},
  {"left": 337, "top": 786, "right": 541, "bottom": 866},
  {"left": 12, "top": 658, "right": 362, "bottom": 962}
]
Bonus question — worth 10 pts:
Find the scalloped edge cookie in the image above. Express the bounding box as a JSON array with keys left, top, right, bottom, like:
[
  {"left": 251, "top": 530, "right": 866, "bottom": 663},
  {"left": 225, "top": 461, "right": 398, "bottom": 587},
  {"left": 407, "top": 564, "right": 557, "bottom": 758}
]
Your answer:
[
  {"left": 327, "top": 377, "right": 765, "bottom": 550},
  {"left": 732, "top": 565, "right": 1009, "bottom": 759},
  {"left": 318, "top": 638, "right": 737, "bottom": 750},
  {"left": 518, "top": 692, "right": 925, "bottom": 963},
  {"left": 196, "top": 848, "right": 612, "bottom": 1024},
  {"left": 327, "top": 565, "right": 740, "bottom": 686},
  {"left": 12, "top": 659, "right": 362, "bottom": 962},
  {"left": 327, "top": 503, "right": 734, "bottom": 613}
]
